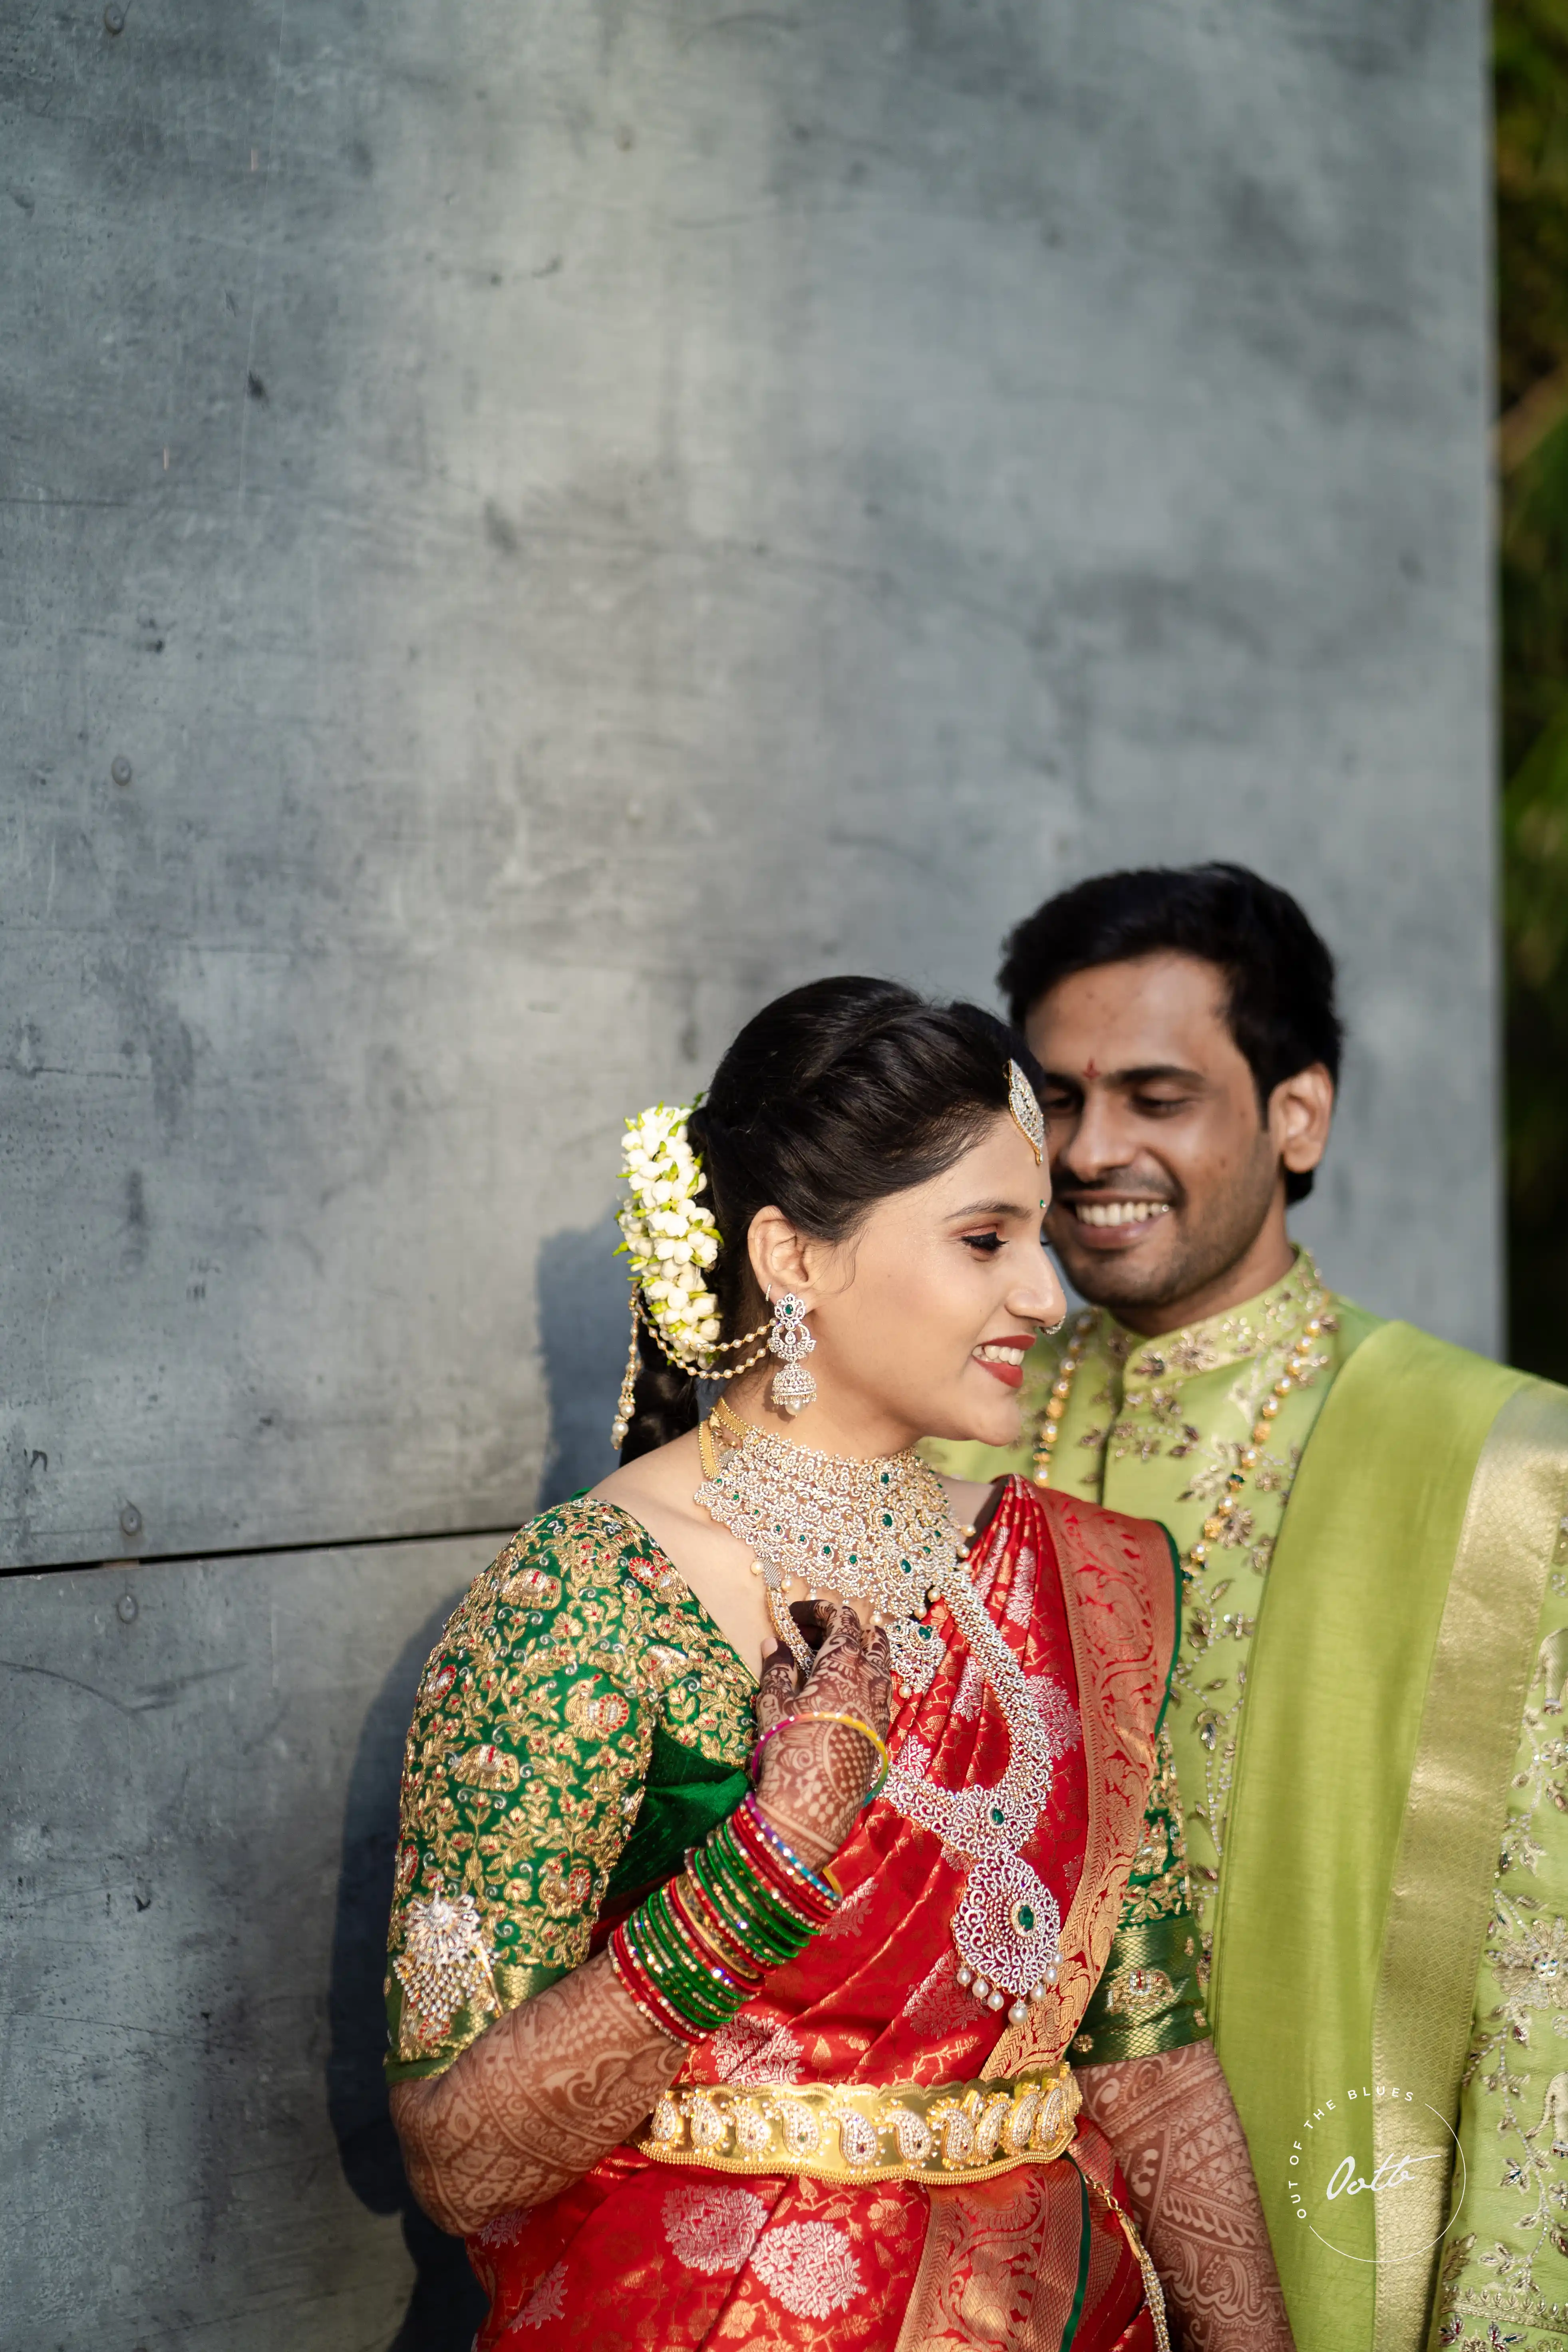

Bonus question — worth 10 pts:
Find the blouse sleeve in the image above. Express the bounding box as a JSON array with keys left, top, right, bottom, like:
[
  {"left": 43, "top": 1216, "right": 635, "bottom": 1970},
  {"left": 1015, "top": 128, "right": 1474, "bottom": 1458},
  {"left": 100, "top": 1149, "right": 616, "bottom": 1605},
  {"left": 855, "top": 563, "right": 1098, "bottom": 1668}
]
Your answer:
[
  {"left": 1072, "top": 1722, "right": 1212, "bottom": 2064},
  {"left": 384, "top": 1505, "right": 656, "bottom": 2082}
]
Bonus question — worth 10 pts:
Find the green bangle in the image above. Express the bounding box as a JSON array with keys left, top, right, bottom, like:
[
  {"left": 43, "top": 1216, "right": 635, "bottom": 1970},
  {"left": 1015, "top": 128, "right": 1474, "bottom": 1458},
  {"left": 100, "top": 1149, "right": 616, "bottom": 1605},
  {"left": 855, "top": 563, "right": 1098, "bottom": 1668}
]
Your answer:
[
  {"left": 707, "top": 1819, "right": 813, "bottom": 1939},
  {"left": 643, "top": 1889, "right": 737, "bottom": 2019},
  {"left": 690, "top": 1841, "right": 807, "bottom": 1964},
  {"left": 686, "top": 1850, "right": 783, "bottom": 1966},
  {"left": 628, "top": 1898, "right": 731, "bottom": 2023},
  {"left": 630, "top": 1897, "right": 737, "bottom": 2031},
  {"left": 622, "top": 1806, "right": 832, "bottom": 2046},
  {"left": 649, "top": 1888, "right": 741, "bottom": 2014},
  {"left": 659, "top": 1899, "right": 748, "bottom": 2022},
  {"left": 689, "top": 1841, "right": 785, "bottom": 1947},
  {"left": 706, "top": 1821, "right": 816, "bottom": 1954}
]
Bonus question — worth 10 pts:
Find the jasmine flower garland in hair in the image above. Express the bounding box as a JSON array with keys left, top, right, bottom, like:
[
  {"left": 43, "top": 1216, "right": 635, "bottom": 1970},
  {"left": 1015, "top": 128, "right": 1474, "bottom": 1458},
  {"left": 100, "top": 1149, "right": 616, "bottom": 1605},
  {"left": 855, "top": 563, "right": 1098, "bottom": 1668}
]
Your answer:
[
  {"left": 616, "top": 1102, "right": 723, "bottom": 1365},
  {"left": 609, "top": 1101, "right": 775, "bottom": 1446}
]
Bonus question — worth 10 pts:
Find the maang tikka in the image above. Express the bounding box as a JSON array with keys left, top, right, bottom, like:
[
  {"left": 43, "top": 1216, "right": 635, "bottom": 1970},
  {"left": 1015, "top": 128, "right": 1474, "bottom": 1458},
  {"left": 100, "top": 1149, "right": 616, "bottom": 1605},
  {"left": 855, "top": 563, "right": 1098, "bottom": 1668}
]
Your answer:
[
  {"left": 767, "top": 1291, "right": 817, "bottom": 1414},
  {"left": 1007, "top": 1059, "right": 1045, "bottom": 1164}
]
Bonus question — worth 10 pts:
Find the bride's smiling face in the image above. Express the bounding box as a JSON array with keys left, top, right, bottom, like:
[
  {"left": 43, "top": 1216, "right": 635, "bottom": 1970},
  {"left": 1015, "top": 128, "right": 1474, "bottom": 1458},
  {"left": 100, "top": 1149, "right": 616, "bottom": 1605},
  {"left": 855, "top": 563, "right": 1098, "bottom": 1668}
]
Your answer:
[{"left": 739, "top": 1110, "right": 1067, "bottom": 1454}]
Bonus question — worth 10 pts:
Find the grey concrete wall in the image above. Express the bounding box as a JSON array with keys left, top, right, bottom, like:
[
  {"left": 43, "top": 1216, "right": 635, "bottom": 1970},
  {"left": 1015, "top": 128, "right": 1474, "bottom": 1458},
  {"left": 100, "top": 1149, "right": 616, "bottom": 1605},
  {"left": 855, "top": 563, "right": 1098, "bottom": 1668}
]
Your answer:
[
  {"left": 0, "top": 0, "right": 1496, "bottom": 1578},
  {"left": 1, "top": 0, "right": 1494, "bottom": 2343},
  {"left": 0, "top": 1536, "right": 497, "bottom": 2352}
]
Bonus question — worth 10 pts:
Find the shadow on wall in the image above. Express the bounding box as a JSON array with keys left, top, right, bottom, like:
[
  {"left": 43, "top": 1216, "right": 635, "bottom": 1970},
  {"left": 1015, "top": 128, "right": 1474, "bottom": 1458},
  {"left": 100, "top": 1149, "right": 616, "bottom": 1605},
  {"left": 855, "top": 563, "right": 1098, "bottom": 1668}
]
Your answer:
[
  {"left": 322, "top": 1214, "right": 626, "bottom": 2349},
  {"left": 535, "top": 1208, "right": 630, "bottom": 1509},
  {"left": 327, "top": 1594, "right": 489, "bottom": 2352}
]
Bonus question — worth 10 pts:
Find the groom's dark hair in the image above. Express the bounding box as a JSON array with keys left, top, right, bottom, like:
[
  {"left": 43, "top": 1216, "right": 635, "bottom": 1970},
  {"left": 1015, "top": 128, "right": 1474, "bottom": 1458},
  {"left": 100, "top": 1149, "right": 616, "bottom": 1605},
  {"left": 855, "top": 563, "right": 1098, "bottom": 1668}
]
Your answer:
[{"left": 998, "top": 862, "right": 1343, "bottom": 1206}]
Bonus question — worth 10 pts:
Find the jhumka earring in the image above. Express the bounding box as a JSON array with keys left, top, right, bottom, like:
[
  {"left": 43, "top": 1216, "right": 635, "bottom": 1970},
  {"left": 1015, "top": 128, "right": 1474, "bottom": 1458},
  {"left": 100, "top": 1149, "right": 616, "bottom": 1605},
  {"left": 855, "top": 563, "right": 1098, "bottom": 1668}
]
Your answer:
[{"left": 767, "top": 1291, "right": 817, "bottom": 1414}]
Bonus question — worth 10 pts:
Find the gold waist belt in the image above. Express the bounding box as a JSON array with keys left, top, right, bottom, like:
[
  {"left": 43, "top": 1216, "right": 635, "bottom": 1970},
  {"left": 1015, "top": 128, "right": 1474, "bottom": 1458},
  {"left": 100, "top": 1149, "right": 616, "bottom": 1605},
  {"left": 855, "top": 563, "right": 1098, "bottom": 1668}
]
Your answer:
[{"left": 637, "top": 2060, "right": 1080, "bottom": 2186}]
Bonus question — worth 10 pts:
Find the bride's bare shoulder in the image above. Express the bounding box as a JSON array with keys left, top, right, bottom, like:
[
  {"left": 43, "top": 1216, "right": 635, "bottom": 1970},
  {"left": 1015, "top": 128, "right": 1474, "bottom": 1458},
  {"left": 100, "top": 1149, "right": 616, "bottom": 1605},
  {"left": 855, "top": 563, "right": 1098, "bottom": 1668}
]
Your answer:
[{"left": 592, "top": 1425, "right": 706, "bottom": 1515}]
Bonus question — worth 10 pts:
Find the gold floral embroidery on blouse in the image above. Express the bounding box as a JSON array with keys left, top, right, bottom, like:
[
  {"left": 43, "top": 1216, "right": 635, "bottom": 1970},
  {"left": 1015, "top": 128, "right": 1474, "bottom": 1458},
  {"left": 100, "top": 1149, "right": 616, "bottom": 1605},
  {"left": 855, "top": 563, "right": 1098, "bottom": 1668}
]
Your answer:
[{"left": 385, "top": 1498, "right": 755, "bottom": 2079}]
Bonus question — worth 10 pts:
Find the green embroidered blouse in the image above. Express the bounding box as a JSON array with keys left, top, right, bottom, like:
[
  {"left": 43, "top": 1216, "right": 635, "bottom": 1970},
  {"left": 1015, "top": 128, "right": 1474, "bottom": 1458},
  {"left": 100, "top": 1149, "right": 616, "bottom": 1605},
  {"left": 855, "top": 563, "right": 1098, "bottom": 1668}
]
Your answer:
[{"left": 385, "top": 1496, "right": 755, "bottom": 2081}]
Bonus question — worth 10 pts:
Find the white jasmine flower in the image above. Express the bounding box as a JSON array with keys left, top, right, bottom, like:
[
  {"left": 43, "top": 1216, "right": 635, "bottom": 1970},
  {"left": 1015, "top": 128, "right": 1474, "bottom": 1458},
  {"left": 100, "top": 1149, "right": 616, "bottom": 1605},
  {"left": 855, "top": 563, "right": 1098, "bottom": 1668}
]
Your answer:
[{"left": 616, "top": 1099, "right": 726, "bottom": 1373}]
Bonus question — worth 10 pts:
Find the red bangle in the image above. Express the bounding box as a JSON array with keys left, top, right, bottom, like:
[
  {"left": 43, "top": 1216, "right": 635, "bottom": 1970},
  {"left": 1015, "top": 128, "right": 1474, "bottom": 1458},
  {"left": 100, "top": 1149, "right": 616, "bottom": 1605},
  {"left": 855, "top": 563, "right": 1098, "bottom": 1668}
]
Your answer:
[
  {"left": 740, "top": 1794, "right": 843, "bottom": 1905},
  {"left": 732, "top": 1801, "right": 840, "bottom": 1925},
  {"left": 731, "top": 1830, "right": 836, "bottom": 1929},
  {"left": 608, "top": 1920, "right": 706, "bottom": 2044}
]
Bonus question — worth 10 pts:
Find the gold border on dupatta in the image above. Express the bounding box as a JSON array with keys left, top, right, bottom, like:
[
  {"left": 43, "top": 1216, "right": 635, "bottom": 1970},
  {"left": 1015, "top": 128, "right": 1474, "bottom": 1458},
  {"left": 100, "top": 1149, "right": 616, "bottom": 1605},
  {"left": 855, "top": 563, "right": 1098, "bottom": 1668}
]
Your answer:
[
  {"left": 987, "top": 1489, "right": 1177, "bottom": 2078},
  {"left": 891, "top": 1486, "right": 1176, "bottom": 2352},
  {"left": 1373, "top": 1380, "right": 1568, "bottom": 2352}
]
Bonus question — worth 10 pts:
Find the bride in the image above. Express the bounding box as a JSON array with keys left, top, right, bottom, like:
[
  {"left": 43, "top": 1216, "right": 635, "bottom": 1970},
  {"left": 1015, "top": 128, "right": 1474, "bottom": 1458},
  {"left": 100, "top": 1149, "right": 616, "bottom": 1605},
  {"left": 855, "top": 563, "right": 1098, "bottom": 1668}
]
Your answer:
[{"left": 386, "top": 977, "right": 1291, "bottom": 2350}]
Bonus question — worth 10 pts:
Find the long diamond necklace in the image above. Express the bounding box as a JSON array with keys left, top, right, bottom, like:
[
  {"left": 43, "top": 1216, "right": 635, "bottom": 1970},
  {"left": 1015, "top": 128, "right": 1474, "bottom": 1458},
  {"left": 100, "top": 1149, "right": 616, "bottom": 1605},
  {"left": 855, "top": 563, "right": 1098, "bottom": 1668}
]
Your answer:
[{"left": 694, "top": 1400, "right": 1063, "bottom": 2026}]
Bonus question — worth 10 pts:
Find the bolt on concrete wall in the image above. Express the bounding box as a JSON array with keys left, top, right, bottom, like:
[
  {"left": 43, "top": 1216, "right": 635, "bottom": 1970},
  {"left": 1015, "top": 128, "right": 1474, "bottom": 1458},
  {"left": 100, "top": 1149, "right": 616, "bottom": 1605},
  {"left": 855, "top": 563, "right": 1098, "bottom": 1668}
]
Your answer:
[{"left": 0, "top": 0, "right": 1495, "bottom": 1575}]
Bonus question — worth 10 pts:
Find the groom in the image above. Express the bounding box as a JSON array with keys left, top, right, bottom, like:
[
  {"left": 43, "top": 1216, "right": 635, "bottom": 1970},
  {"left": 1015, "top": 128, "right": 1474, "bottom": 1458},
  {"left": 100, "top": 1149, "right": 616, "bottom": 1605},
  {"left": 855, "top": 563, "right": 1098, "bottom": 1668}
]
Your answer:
[{"left": 930, "top": 863, "right": 1568, "bottom": 2352}]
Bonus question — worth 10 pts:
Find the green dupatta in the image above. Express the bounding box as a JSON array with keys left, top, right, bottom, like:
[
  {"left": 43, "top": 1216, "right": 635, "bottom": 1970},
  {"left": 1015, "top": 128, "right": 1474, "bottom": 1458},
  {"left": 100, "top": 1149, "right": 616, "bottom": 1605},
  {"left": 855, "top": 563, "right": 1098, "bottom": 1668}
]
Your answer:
[{"left": 1208, "top": 1322, "right": 1568, "bottom": 2351}]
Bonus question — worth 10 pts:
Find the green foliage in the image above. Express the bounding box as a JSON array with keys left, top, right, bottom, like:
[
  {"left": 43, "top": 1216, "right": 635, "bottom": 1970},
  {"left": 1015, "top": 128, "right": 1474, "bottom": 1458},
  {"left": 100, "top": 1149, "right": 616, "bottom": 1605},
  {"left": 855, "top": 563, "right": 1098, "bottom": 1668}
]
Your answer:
[
  {"left": 1497, "top": 0, "right": 1568, "bottom": 408},
  {"left": 1498, "top": 1, "right": 1568, "bottom": 1380}
]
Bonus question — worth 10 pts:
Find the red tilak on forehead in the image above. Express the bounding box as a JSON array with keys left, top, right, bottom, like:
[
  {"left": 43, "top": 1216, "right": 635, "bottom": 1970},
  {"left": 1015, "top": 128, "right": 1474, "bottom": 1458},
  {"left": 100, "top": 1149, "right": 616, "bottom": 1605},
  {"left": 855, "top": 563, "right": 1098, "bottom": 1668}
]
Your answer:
[{"left": 1082, "top": 1059, "right": 1101, "bottom": 1081}]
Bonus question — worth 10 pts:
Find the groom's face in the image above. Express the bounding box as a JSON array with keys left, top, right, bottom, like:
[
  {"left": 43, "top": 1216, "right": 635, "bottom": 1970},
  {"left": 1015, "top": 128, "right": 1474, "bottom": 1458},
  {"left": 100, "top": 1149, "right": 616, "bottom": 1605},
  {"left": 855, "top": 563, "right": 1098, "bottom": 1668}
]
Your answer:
[{"left": 1024, "top": 951, "right": 1284, "bottom": 1316}]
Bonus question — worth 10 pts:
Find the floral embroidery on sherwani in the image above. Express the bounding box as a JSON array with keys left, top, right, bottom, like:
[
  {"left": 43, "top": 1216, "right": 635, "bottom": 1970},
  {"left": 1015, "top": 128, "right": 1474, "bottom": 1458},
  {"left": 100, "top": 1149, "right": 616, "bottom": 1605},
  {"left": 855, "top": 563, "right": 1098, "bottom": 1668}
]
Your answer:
[
  {"left": 1024, "top": 1248, "right": 1342, "bottom": 1955},
  {"left": 1437, "top": 1533, "right": 1568, "bottom": 2352}
]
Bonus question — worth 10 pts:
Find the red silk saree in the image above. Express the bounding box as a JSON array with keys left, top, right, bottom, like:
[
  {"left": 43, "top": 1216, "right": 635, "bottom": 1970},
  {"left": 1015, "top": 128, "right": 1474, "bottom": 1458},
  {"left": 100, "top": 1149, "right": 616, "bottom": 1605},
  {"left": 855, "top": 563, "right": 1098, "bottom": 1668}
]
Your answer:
[{"left": 426, "top": 1476, "right": 1178, "bottom": 2350}]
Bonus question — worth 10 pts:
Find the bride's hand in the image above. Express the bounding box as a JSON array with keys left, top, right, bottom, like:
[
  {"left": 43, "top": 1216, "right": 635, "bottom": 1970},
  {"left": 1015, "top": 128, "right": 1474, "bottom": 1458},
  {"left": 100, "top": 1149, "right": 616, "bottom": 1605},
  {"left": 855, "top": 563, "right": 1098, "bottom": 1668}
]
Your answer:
[{"left": 750, "top": 1603, "right": 892, "bottom": 1872}]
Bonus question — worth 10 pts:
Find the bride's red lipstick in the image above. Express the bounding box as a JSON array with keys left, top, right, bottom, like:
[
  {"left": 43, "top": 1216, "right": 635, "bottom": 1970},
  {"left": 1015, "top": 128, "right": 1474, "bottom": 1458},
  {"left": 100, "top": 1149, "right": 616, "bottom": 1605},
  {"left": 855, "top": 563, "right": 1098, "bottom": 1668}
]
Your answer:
[{"left": 973, "top": 1335, "right": 1037, "bottom": 1390}]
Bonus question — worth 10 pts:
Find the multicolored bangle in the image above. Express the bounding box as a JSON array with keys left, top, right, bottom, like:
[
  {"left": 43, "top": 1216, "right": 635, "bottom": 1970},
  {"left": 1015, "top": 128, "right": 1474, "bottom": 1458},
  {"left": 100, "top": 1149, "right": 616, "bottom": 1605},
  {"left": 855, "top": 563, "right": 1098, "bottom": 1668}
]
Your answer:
[
  {"left": 735, "top": 1796, "right": 840, "bottom": 1919},
  {"left": 747, "top": 1709, "right": 892, "bottom": 1805},
  {"left": 606, "top": 1793, "right": 845, "bottom": 2044}
]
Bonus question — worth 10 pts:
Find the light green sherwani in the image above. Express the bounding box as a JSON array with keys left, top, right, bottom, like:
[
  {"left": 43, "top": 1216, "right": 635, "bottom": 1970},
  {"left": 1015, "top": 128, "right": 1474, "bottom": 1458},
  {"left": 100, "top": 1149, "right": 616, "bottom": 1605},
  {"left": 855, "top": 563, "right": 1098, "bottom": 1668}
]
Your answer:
[{"left": 931, "top": 1251, "right": 1568, "bottom": 2352}]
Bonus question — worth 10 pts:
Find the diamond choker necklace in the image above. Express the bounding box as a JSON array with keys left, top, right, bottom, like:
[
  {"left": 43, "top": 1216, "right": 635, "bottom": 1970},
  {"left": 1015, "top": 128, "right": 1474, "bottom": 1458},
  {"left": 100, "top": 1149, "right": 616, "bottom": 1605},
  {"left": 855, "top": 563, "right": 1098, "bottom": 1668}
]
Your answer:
[{"left": 694, "top": 1397, "right": 961, "bottom": 1676}]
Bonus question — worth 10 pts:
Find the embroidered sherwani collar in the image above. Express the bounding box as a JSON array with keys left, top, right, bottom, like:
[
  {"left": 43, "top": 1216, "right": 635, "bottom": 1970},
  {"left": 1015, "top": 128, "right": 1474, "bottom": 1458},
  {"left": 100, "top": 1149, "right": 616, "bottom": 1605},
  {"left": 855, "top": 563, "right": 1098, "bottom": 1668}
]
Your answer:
[{"left": 1100, "top": 1248, "right": 1329, "bottom": 1389}]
